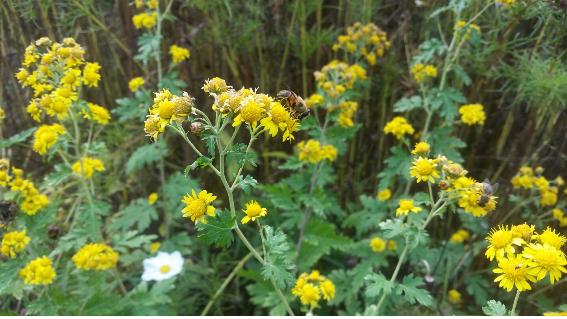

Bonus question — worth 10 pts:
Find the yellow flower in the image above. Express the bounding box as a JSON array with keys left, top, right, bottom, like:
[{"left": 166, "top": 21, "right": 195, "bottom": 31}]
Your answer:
[
  {"left": 20, "top": 194, "right": 49, "bottom": 216},
  {"left": 536, "top": 227, "right": 566, "bottom": 250},
  {"left": 20, "top": 256, "right": 56, "bottom": 285},
  {"left": 72, "top": 243, "right": 119, "bottom": 271},
  {"left": 83, "top": 62, "right": 101, "bottom": 87},
  {"left": 83, "top": 103, "right": 111, "bottom": 125},
  {"left": 411, "top": 63, "right": 438, "bottom": 82},
  {"left": 376, "top": 188, "right": 391, "bottom": 201},
  {"left": 410, "top": 157, "right": 440, "bottom": 183},
  {"left": 457, "top": 187, "right": 496, "bottom": 217},
  {"left": 298, "top": 283, "right": 321, "bottom": 308},
  {"left": 72, "top": 157, "right": 105, "bottom": 179},
  {"left": 132, "top": 12, "right": 157, "bottom": 29},
  {"left": 128, "top": 77, "right": 145, "bottom": 92},
  {"left": 61, "top": 68, "right": 82, "bottom": 89},
  {"left": 370, "top": 237, "right": 386, "bottom": 252},
  {"left": 150, "top": 242, "right": 161, "bottom": 253},
  {"left": 202, "top": 77, "right": 229, "bottom": 95},
  {"left": 388, "top": 240, "right": 397, "bottom": 251},
  {"left": 540, "top": 188, "right": 558, "bottom": 207},
  {"left": 459, "top": 104, "right": 486, "bottom": 125},
  {"left": 320, "top": 279, "right": 336, "bottom": 301},
  {"left": 485, "top": 225, "right": 523, "bottom": 261},
  {"left": 32, "top": 124, "right": 66, "bottom": 155},
  {"left": 455, "top": 20, "right": 481, "bottom": 40},
  {"left": 510, "top": 223, "right": 535, "bottom": 242},
  {"left": 543, "top": 312, "right": 567, "bottom": 316},
  {"left": 305, "top": 94, "right": 324, "bottom": 108},
  {"left": 181, "top": 190, "right": 217, "bottom": 224},
  {"left": 493, "top": 254, "right": 536, "bottom": 292},
  {"left": 241, "top": 200, "right": 268, "bottom": 224},
  {"left": 411, "top": 141, "right": 430, "bottom": 155},
  {"left": 144, "top": 115, "right": 164, "bottom": 141},
  {"left": 0, "top": 107, "right": 5, "bottom": 122},
  {"left": 450, "top": 229, "right": 470, "bottom": 244},
  {"left": 148, "top": 193, "right": 159, "bottom": 205},
  {"left": 396, "top": 199, "right": 422, "bottom": 216},
  {"left": 496, "top": 0, "right": 516, "bottom": 6},
  {"left": 384, "top": 116, "right": 415, "bottom": 140},
  {"left": 1, "top": 230, "right": 31, "bottom": 258},
  {"left": 169, "top": 45, "right": 191, "bottom": 64},
  {"left": 233, "top": 99, "right": 265, "bottom": 129},
  {"left": 297, "top": 139, "right": 338, "bottom": 164},
  {"left": 448, "top": 289, "right": 462, "bottom": 304},
  {"left": 523, "top": 243, "right": 567, "bottom": 284}
]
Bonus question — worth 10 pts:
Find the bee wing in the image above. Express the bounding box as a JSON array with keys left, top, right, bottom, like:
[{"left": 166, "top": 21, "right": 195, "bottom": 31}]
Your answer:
[{"left": 492, "top": 183, "right": 499, "bottom": 193}]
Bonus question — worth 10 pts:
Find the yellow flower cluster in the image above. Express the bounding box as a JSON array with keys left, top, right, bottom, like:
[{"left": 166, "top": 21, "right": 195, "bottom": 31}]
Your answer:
[
  {"left": 336, "top": 100, "right": 359, "bottom": 128},
  {"left": 459, "top": 103, "right": 486, "bottom": 125},
  {"left": 19, "top": 256, "right": 56, "bottom": 285},
  {"left": 332, "top": 22, "right": 391, "bottom": 66},
  {"left": 15, "top": 38, "right": 107, "bottom": 124},
  {"left": 181, "top": 189, "right": 217, "bottom": 224},
  {"left": 297, "top": 139, "right": 338, "bottom": 164},
  {"left": 72, "top": 243, "right": 119, "bottom": 270},
  {"left": 129, "top": 77, "right": 145, "bottom": 92},
  {"left": 241, "top": 200, "right": 268, "bottom": 224},
  {"left": 292, "top": 270, "right": 336, "bottom": 309},
  {"left": 486, "top": 224, "right": 567, "bottom": 291},
  {"left": 144, "top": 90, "right": 194, "bottom": 140},
  {"left": 1, "top": 230, "right": 31, "bottom": 258},
  {"left": 450, "top": 229, "right": 470, "bottom": 244},
  {"left": 314, "top": 60, "right": 367, "bottom": 98},
  {"left": 511, "top": 166, "right": 560, "bottom": 208},
  {"left": 396, "top": 198, "right": 422, "bottom": 217},
  {"left": 384, "top": 116, "right": 415, "bottom": 140},
  {"left": 134, "top": 0, "right": 158, "bottom": 9},
  {"left": 169, "top": 44, "right": 190, "bottom": 64},
  {"left": 552, "top": 209, "right": 567, "bottom": 227},
  {"left": 455, "top": 20, "right": 481, "bottom": 40},
  {"left": 305, "top": 94, "right": 324, "bottom": 108},
  {"left": 0, "top": 159, "right": 49, "bottom": 215},
  {"left": 32, "top": 124, "right": 66, "bottom": 155},
  {"left": 376, "top": 188, "right": 392, "bottom": 201},
  {"left": 132, "top": 12, "right": 157, "bottom": 29},
  {"left": 72, "top": 157, "right": 105, "bottom": 179},
  {"left": 410, "top": 63, "right": 438, "bottom": 83},
  {"left": 82, "top": 103, "right": 111, "bottom": 125},
  {"left": 203, "top": 78, "right": 300, "bottom": 142}
]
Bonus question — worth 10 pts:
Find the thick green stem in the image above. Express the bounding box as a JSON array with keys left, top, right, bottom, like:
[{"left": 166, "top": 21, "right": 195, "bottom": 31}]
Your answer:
[{"left": 510, "top": 290, "right": 521, "bottom": 316}]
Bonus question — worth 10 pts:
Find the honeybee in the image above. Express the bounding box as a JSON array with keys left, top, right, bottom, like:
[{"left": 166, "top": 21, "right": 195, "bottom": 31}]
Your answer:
[
  {"left": 276, "top": 90, "right": 310, "bottom": 119},
  {"left": 478, "top": 178, "right": 498, "bottom": 207}
]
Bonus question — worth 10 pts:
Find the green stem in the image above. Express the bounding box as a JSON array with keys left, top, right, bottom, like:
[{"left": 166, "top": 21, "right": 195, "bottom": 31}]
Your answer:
[{"left": 510, "top": 290, "right": 521, "bottom": 316}]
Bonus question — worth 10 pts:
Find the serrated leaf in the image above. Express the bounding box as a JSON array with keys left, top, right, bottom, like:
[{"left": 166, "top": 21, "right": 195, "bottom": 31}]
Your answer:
[
  {"left": 298, "top": 219, "right": 352, "bottom": 271},
  {"left": 379, "top": 218, "right": 406, "bottom": 239},
  {"left": 429, "top": 126, "right": 466, "bottom": 163},
  {"left": 196, "top": 210, "right": 235, "bottom": 247},
  {"left": 227, "top": 143, "right": 258, "bottom": 167},
  {"left": 394, "top": 95, "right": 423, "bottom": 112},
  {"left": 365, "top": 273, "right": 394, "bottom": 297},
  {"left": 125, "top": 140, "right": 168, "bottom": 174},
  {"left": 185, "top": 156, "right": 213, "bottom": 174},
  {"left": 262, "top": 226, "right": 295, "bottom": 289},
  {"left": 482, "top": 300, "right": 507, "bottom": 316},
  {"left": 394, "top": 275, "right": 433, "bottom": 306},
  {"left": 109, "top": 198, "right": 158, "bottom": 232},
  {"left": 236, "top": 175, "right": 258, "bottom": 192},
  {"left": 0, "top": 127, "right": 36, "bottom": 149}
]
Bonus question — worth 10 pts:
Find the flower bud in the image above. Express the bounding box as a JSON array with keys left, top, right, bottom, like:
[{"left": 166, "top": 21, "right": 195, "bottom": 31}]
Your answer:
[{"left": 190, "top": 122, "right": 204, "bottom": 135}]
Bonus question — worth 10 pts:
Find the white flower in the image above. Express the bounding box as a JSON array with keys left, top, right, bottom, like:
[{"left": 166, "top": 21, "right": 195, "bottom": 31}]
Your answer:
[{"left": 141, "top": 251, "right": 184, "bottom": 282}]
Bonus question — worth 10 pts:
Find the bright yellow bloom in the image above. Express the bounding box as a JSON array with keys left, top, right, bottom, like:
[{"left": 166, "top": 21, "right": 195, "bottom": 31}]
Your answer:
[
  {"left": 83, "top": 103, "right": 111, "bottom": 125},
  {"left": 202, "top": 77, "right": 229, "bottom": 95},
  {"left": 370, "top": 237, "right": 386, "bottom": 252},
  {"left": 1, "top": 230, "right": 31, "bottom": 258},
  {"left": 20, "top": 256, "right": 56, "bottom": 285},
  {"left": 150, "top": 242, "right": 161, "bottom": 253},
  {"left": 148, "top": 193, "right": 158, "bottom": 205},
  {"left": 448, "top": 289, "right": 462, "bottom": 304},
  {"left": 72, "top": 243, "right": 119, "bottom": 271},
  {"left": 536, "top": 227, "right": 566, "bottom": 250},
  {"left": 181, "top": 190, "right": 217, "bottom": 224},
  {"left": 457, "top": 187, "right": 496, "bottom": 217},
  {"left": 396, "top": 199, "right": 422, "bottom": 217},
  {"left": 169, "top": 45, "right": 191, "bottom": 64},
  {"left": 540, "top": 188, "right": 558, "bottom": 207},
  {"left": 144, "top": 115, "right": 164, "bottom": 140},
  {"left": 376, "top": 188, "right": 391, "bottom": 201},
  {"left": 292, "top": 270, "right": 335, "bottom": 308},
  {"left": 132, "top": 12, "right": 157, "bottom": 29},
  {"left": 450, "top": 229, "right": 470, "bottom": 244},
  {"left": 493, "top": 254, "right": 535, "bottom": 292},
  {"left": 485, "top": 225, "right": 523, "bottom": 261},
  {"left": 411, "top": 63, "right": 437, "bottom": 82},
  {"left": 410, "top": 157, "right": 440, "bottom": 183},
  {"left": 233, "top": 99, "right": 265, "bottom": 129},
  {"left": 298, "top": 283, "right": 320, "bottom": 307},
  {"left": 241, "top": 200, "right": 268, "bottom": 224},
  {"left": 61, "top": 68, "right": 82, "bottom": 89},
  {"left": 32, "top": 124, "right": 66, "bottom": 155},
  {"left": 305, "top": 94, "right": 324, "bottom": 107},
  {"left": 384, "top": 116, "right": 415, "bottom": 140},
  {"left": 21, "top": 194, "right": 49, "bottom": 216},
  {"left": 320, "top": 279, "right": 336, "bottom": 301},
  {"left": 459, "top": 104, "right": 486, "bottom": 125},
  {"left": 523, "top": 243, "right": 567, "bottom": 284},
  {"left": 412, "top": 141, "right": 430, "bottom": 155},
  {"left": 129, "top": 77, "right": 145, "bottom": 92},
  {"left": 297, "top": 139, "right": 337, "bottom": 164},
  {"left": 72, "top": 157, "right": 105, "bottom": 179},
  {"left": 83, "top": 62, "right": 101, "bottom": 87}
]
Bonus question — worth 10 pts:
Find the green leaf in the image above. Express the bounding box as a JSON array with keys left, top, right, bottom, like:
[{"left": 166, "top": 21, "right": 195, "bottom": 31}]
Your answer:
[
  {"left": 109, "top": 198, "right": 158, "bottom": 232},
  {"left": 0, "top": 259, "right": 24, "bottom": 298},
  {"left": 377, "top": 146, "right": 411, "bottom": 189},
  {"left": 413, "top": 38, "right": 447, "bottom": 63},
  {"left": 298, "top": 219, "right": 352, "bottom": 271},
  {"left": 394, "top": 275, "right": 433, "bottom": 306},
  {"left": 125, "top": 140, "right": 168, "bottom": 174},
  {"left": 365, "top": 273, "right": 393, "bottom": 297},
  {"left": 227, "top": 143, "right": 258, "bottom": 167},
  {"left": 262, "top": 226, "right": 295, "bottom": 289},
  {"left": 429, "top": 126, "right": 466, "bottom": 163},
  {"left": 112, "top": 230, "right": 157, "bottom": 253},
  {"left": 394, "top": 95, "right": 423, "bottom": 112},
  {"left": 235, "top": 175, "right": 258, "bottom": 192},
  {"left": 430, "top": 88, "right": 466, "bottom": 123},
  {"left": 379, "top": 218, "right": 406, "bottom": 239},
  {"left": 184, "top": 156, "right": 213, "bottom": 174},
  {"left": 482, "top": 300, "right": 507, "bottom": 316},
  {"left": 0, "top": 127, "right": 36, "bottom": 149},
  {"left": 196, "top": 210, "right": 235, "bottom": 247},
  {"left": 452, "top": 64, "right": 472, "bottom": 86},
  {"left": 135, "top": 32, "right": 163, "bottom": 64}
]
